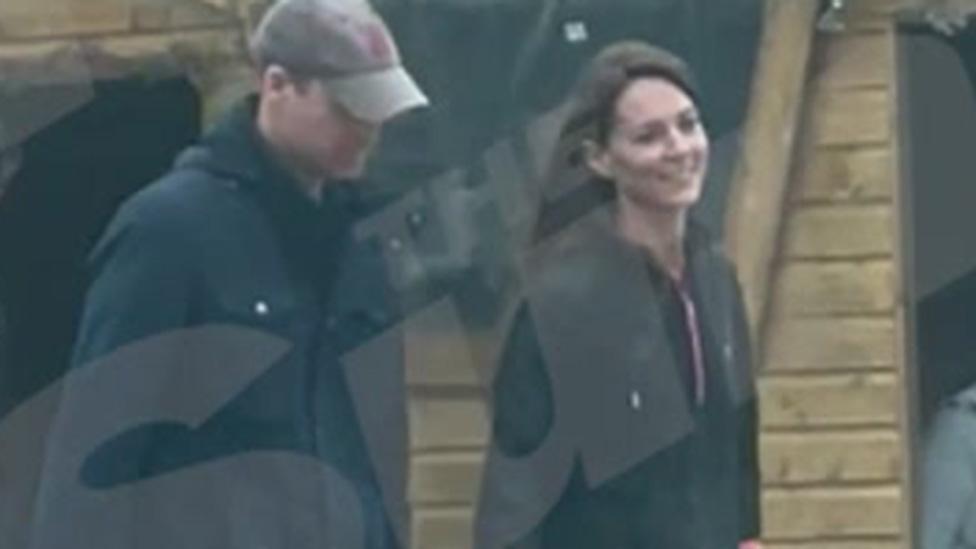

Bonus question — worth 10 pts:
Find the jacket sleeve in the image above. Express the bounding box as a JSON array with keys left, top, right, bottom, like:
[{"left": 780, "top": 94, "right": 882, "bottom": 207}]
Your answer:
[
  {"left": 731, "top": 274, "right": 762, "bottom": 541},
  {"left": 737, "top": 395, "right": 761, "bottom": 541},
  {"left": 490, "top": 303, "right": 554, "bottom": 458},
  {"left": 921, "top": 402, "right": 976, "bottom": 549},
  {"left": 71, "top": 205, "right": 197, "bottom": 368},
  {"left": 476, "top": 302, "right": 556, "bottom": 549}
]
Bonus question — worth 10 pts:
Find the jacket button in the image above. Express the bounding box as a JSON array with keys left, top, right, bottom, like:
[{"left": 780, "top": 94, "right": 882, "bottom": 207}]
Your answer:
[
  {"left": 406, "top": 211, "right": 425, "bottom": 232},
  {"left": 723, "top": 343, "right": 734, "bottom": 361},
  {"left": 253, "top": 300, "right": 270, "bottom": 316},
  {"left": 629, "top": 390, "right": 642, "bottom": 410},
  {"left": 389, "top": 237, "right": 404, "bottom": 252}
]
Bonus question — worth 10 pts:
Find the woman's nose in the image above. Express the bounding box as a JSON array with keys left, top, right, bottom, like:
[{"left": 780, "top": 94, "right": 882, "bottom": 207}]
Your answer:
[{"left": 662, "top": 124, "right": 693, "bottom": 155}]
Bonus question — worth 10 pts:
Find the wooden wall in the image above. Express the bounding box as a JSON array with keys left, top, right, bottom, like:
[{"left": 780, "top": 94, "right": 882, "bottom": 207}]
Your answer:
[
  {"left": 754, "top": 1, "right": 911, "bottom": 547},
  {"left": 408, "top": 1, "right": 923, "bottom": 548},
  {"left": 0, "top": 1, "right": 923, "bottom": 548}
]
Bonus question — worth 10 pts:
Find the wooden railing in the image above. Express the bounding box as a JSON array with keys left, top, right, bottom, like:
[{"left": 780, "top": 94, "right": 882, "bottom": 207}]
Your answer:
[{"left": 724, "top": 0, "right": 819, "bottom": 346}]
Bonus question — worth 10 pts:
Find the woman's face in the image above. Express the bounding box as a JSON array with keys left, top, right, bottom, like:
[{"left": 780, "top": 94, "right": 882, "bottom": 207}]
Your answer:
[{"left": 586, "top": 77, "right": 709, "bottom": 214}]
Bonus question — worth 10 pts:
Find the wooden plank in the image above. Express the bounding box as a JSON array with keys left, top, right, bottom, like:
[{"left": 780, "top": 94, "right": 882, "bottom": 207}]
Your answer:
[
  {"left": 410, "top": 452, "right": 484, "bottom": 505},
  {"left": 404, "top": 298, "right": 482, "bottom": 388},
  {"left": 409, "top": 396, "right": 489, "bottom": 451},
  {"left": 170, "top": 2, "right": 234, "bottom": 27},
  {"left": 794, "top": 147, "right": 892, "bottom": 204},
  {"left": 847, "top": 0, "right": 901, "bottom": 31},
  {"left": 725, "top": 0, "right": 820, "bottom": 342},
  {"left": 811, "top": 89, "right": 890, "bottom": 146},
  {"left": 819, "top": 33, "right": 891, "bottom": 90},
  {"left": 760, "top": 372, "right": 900, "bottom": 429},
  {"left": 413, "top": 507, "right": 474, "bottom": 549},
  {"left": 761, "top": 430, "right": 902, "bottom": 485},
  {"left": 783, "top": 205, "right": 894, "bottom": 259},
  {"left": 762, "top": 486, "right": 902, "bottom": 540},
  {"left": 847, "top": 15, "right": 894, "bottom": 32},
  {"left": 192, "top": 0, "right": 235, "bottom": 12},
  {"left": 131, "top": 2, "right": 170, "bottom": 31},
  {"left": 132, "top": 0, "right": 235, "bottom": 31},
  {"left": 0, "top": 0, "right": 131, "bottom": 39},
  {"left": 408, "top": 444, "right": 907, "bottom": 540},
  {"left": 0, "top": 28, "right": 242, "bottom": 78},
  {"left": 764, "top": 316, "right": 896, "bottom": 372},
  {"left": 771, "top": 260, "right": 895, "bottom": 317}
]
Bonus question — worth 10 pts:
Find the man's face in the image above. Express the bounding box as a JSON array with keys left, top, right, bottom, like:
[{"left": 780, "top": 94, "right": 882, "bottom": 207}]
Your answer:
[{"left": 263, "top": 71, "right": 381, "bottom": 181}]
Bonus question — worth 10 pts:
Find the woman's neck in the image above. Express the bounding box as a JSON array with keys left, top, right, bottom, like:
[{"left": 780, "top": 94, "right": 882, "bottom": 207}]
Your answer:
[{"left": 616, "top": 199, "right": 687, "bottom": 281}]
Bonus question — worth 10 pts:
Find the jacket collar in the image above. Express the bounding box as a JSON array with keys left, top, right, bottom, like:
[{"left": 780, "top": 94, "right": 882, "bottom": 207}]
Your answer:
[{"left": 177, "top": 95, "right": 358, "bottom": 290}]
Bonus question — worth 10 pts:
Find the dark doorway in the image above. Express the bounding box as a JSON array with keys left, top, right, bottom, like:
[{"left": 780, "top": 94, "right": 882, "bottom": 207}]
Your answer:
[
  {"left": 0, "top": 76, "right": 200, "bottom": 419},
  {"left": 898, "top": 24, "right": 976, "bottom": 427}
]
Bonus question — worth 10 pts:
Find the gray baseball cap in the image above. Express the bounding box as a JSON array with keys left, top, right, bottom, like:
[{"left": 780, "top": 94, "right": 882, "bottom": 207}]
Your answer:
[{"left": 250, "top": 0, "right": 429, "bottom": 124}]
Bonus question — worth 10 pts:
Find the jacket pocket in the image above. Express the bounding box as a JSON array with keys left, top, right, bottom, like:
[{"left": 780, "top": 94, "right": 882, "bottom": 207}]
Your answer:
[{"left": 209, "top": 277, "right": 316, "bottom": 339}]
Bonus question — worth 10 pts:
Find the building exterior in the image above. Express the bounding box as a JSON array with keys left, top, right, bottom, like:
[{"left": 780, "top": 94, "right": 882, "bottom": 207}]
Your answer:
[{"left": 1, "top": 1, "right": 959, "bottom": 548}]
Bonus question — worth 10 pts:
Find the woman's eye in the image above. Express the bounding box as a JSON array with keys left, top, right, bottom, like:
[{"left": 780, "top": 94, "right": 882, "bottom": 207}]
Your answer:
[
  {"left": 633, "top": 126, "right": 667, "bottom": 144},
  {"left": 677, "top": 115, "right": 700, "bottom": 134},
  {"left": 625, "top": 114, "right": 700, "bottom": 145}
]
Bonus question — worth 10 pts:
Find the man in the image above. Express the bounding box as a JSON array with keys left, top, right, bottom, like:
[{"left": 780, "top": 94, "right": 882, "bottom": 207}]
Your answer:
[{"left": 44, "top": 0, "right": 427, "bottom": 547}]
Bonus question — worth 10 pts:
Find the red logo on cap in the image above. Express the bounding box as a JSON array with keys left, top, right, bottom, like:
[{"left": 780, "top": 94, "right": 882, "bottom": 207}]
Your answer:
[{"left": 362, "top": 22, "right": 393, "bottom": 61}]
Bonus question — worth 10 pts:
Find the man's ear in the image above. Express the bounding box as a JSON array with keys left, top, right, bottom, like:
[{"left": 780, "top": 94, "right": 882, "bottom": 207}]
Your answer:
[
  {"left": 260, "top": 65, "right": 292, "bottom": 96},
  {"left": 583, "top": 139, "right": 613, "bottom": 180}
]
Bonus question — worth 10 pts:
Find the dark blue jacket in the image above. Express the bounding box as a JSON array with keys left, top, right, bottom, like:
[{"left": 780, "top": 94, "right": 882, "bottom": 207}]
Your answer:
[{"left": 59, "top": 97, "right": 408, "bottom": 549}]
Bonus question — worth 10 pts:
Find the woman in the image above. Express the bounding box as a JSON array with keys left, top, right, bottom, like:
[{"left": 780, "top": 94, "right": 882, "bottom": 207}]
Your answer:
[{"left": 475, "top": 41, "right": 761, "bottom": 549}]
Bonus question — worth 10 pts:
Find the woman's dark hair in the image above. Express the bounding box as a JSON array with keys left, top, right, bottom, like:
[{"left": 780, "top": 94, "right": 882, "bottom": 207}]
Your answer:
[
  {"left": 532, "top": 41, "right": 700, "bottom": 242},
  {"left": 565, "top": 41, "right": 700, "bottom": 147}
]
